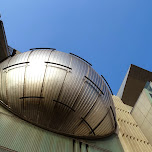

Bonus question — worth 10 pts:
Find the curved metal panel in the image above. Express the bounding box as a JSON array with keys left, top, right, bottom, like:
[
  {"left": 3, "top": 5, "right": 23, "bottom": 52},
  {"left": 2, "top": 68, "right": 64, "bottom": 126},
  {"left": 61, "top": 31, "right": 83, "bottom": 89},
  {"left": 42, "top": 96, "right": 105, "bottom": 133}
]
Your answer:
[
  {"left": 23, "top": 49, "right": 52, "bottom": 121},
  {"left": 0, "top": 49, "right": 116, "bottom": 139},
  {"left": 6, "top": 51, "right": 32, "bottom": 114},
  {"left": 94, "top": 112, "right": 114, "bottom": 136},
  {"left": 0, "top": 58, "right": 10, "bottom": 105},
  {"left": 55, "top": 56, "right": 90, "bottom": 133},
  {"left": 37, "top": 51, "right": 72, "bottom": 127}
]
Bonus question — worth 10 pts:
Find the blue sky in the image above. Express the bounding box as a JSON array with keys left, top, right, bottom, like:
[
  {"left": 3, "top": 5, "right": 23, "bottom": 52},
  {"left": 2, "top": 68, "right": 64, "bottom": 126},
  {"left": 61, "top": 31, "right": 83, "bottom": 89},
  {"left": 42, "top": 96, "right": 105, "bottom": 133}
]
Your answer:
[{"left": 1, "top": 0, "right": 152, "bottom": 94}]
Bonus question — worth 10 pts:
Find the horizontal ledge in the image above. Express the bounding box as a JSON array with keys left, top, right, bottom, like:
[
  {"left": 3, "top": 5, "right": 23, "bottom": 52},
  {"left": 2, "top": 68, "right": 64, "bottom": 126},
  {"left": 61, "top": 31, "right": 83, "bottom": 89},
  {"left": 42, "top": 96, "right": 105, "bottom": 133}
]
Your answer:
[
  {"left": 45, "top": 62, "right": 72, "bottom": 70},
  {"left": 53, "top": 100, "right": 75, "bottom": 112},
  {"left": 84, "top": 76, "right": 104, "bottom": 95},
  {"left": 30, "top": 48, "right": 56, "bottom": 50},
  {"left": 20, "top": 96, "right": 44, "bottom": 99},
  {"left": 3, "top": 62, "right": 29, "bottom": 70},
  {"left": 69, "top": 53, "right": 92, "bottom": 66}
]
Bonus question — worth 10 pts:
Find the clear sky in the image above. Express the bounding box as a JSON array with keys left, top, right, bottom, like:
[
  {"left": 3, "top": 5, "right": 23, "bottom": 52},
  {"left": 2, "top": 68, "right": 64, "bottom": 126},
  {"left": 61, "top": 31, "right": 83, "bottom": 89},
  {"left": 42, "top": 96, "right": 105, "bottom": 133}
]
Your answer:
[{"left": 1, "top": 0, "right": 152, "bottom": 94}]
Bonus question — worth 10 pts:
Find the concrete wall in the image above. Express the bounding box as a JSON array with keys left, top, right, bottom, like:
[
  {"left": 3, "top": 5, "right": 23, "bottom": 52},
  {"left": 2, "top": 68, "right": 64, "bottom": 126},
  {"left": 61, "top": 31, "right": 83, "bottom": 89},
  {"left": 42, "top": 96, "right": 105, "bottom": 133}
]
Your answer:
[
  {"left": 113, "top": 96, "right": 152, "bottom": 152},
  {"left": 131, "top": 82, "right": 152, "bottom": 145},
  {"left": 117, "top": 64, "right": 152, "bottom": 107},
  {"left": 0, "top": 104, "right": 123, "bottom": 152}
]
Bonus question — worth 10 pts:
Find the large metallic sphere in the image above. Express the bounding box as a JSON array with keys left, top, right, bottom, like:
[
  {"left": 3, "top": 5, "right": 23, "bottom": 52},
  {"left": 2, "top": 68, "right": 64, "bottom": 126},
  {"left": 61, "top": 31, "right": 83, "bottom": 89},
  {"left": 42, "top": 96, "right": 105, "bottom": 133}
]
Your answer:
[{"left": 0, "top": 49, "right": 116, "bottom": 138}]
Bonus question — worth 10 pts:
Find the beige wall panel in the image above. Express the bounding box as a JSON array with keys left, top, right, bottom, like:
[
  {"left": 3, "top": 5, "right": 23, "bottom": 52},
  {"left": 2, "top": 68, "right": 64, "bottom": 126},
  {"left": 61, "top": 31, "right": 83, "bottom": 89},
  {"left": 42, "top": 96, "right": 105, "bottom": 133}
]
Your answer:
[
  {"left": 113, "top": 95, "right": 152, "bottom": 152},
  {"left": 132, "top": 107, "right": 145, "bottom": 126},
  {"left": 131, "top": 83, "right": 152, "bottom": 146}
]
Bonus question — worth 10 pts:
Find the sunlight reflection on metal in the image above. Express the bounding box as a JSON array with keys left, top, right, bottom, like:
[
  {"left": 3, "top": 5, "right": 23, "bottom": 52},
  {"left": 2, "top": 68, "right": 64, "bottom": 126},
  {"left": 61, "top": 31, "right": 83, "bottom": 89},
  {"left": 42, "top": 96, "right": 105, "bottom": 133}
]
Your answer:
[{"left": 0, "top": 49, "right": 116, "bottom": 139}]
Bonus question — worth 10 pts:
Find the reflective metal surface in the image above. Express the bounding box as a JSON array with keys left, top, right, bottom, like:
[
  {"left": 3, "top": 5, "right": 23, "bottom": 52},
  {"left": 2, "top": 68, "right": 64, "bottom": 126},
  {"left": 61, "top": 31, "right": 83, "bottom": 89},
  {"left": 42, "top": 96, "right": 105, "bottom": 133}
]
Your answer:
[{"left": 0, "top": 49, "right": 116, "bottom": 139}]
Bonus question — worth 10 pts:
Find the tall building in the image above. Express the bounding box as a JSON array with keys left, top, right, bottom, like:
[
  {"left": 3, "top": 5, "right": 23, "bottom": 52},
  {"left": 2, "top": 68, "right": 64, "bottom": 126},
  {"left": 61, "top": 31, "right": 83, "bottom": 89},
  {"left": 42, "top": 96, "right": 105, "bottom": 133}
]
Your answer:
[
  {"left": 117, "top": 64, "right": 152, "bottom": 107},
  {"left": 0, "top": 19, "right": 152, "bottom": 152}
]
